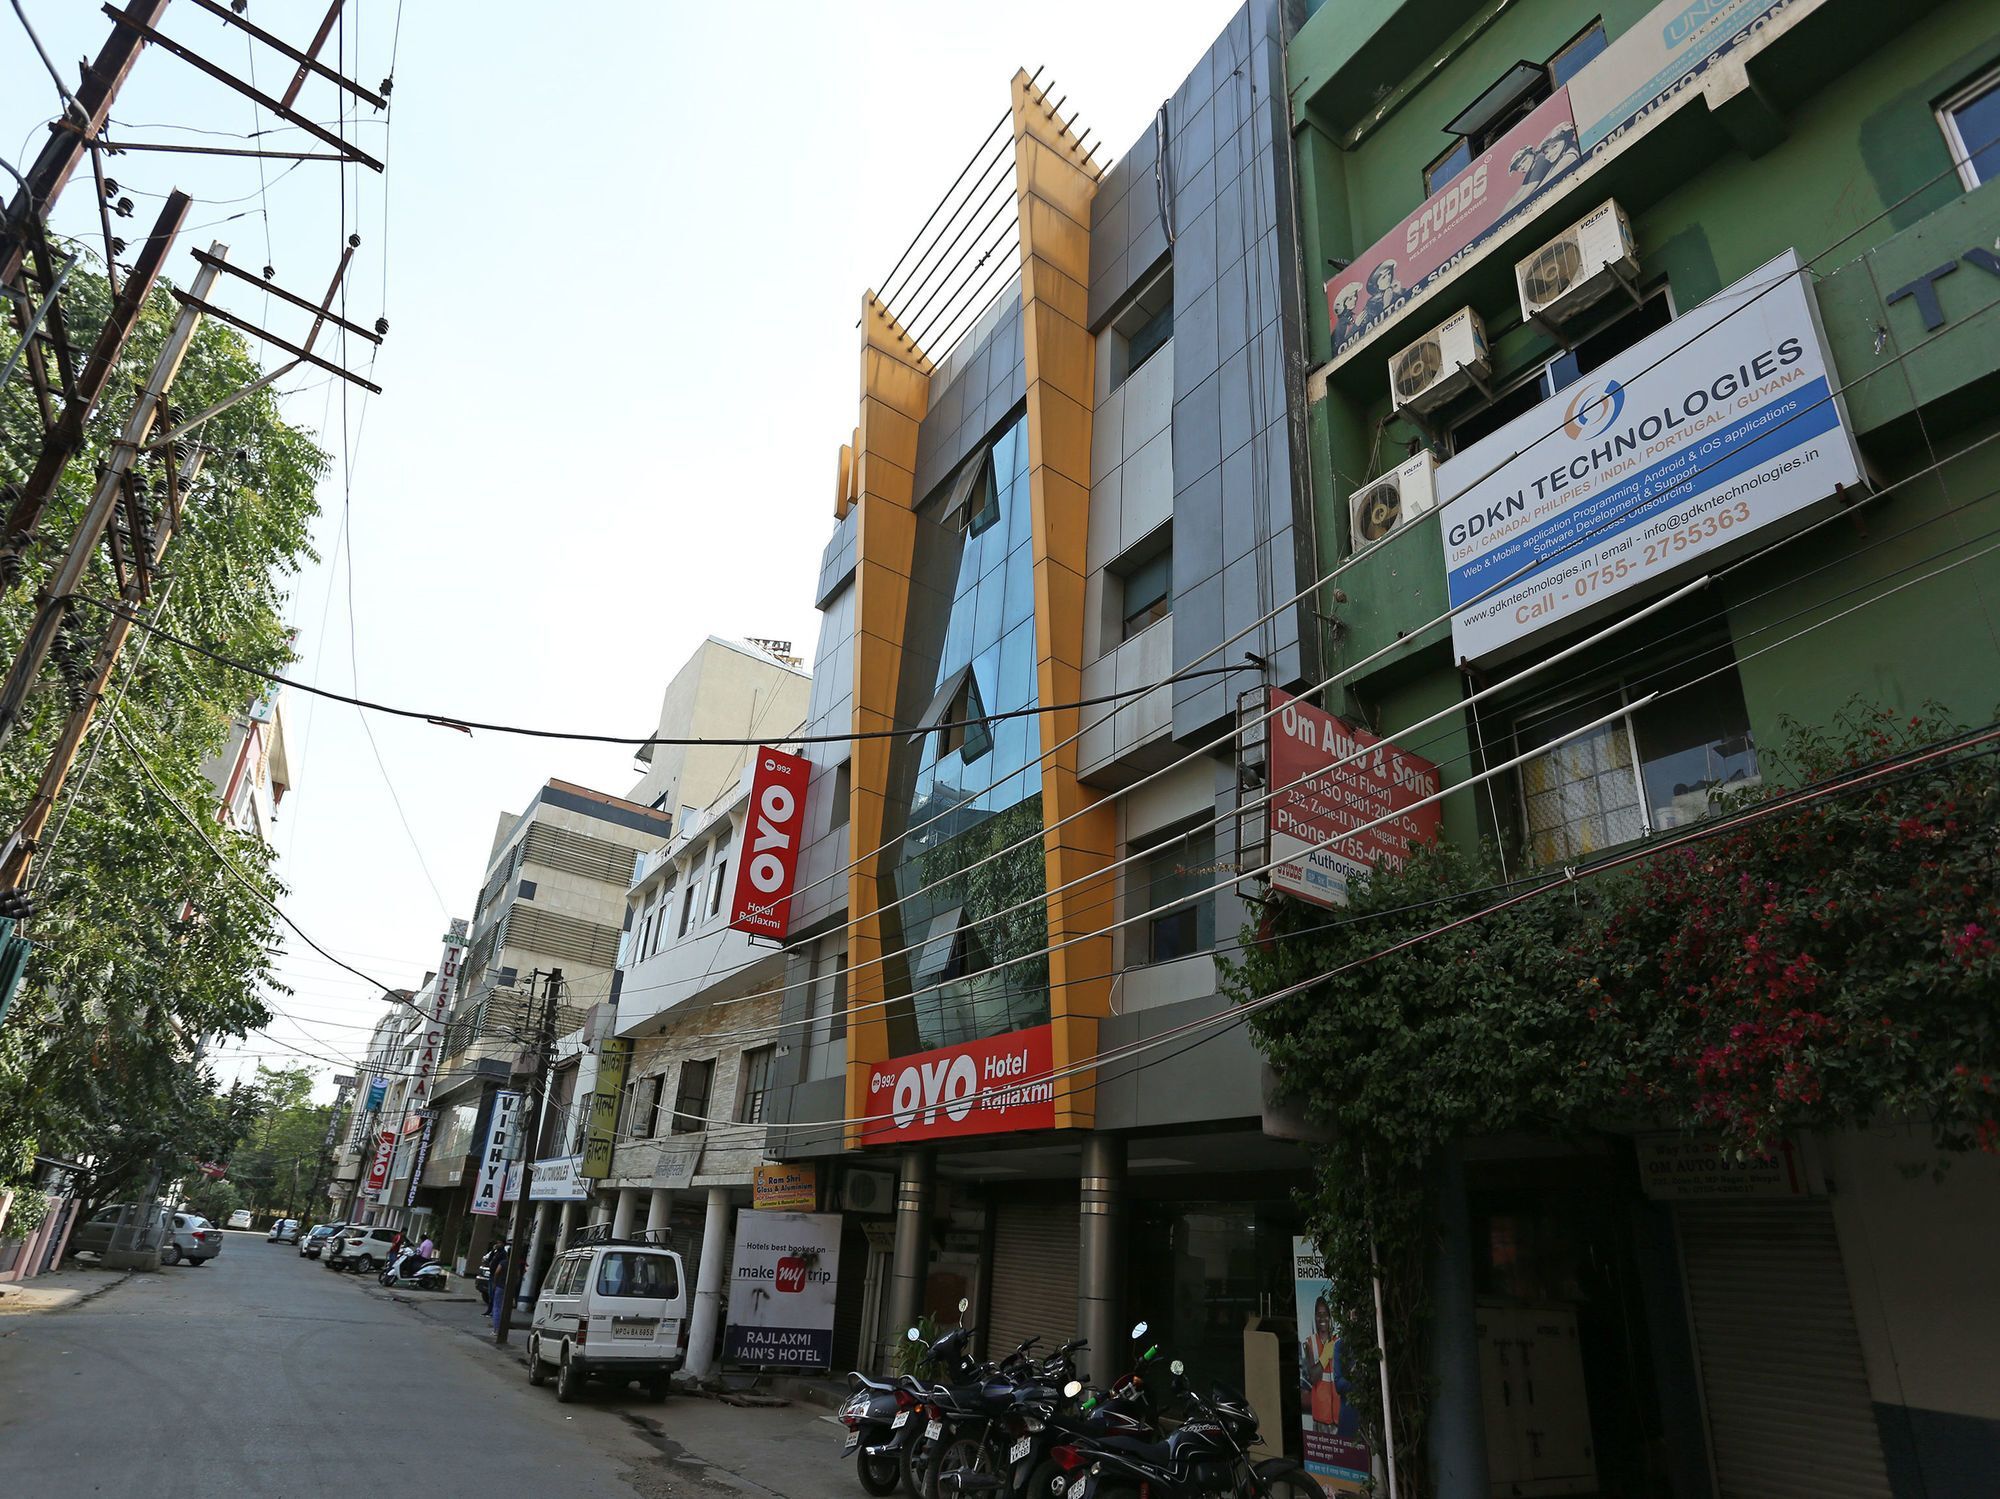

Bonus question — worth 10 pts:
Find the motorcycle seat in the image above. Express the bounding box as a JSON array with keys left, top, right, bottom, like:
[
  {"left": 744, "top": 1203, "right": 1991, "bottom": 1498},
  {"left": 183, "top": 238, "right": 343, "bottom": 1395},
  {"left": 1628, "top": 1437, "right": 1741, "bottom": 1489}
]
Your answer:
[{"left": 850, "top": 1372, "right": 896, "bottom": 1393}]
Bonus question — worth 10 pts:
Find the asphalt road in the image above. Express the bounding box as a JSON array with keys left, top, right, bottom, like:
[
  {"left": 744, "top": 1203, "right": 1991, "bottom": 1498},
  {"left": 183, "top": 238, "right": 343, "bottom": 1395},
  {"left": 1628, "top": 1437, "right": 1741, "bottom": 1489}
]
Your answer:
[{"left": 0, "top": 1230, "right": 843, "bottom": 1499}]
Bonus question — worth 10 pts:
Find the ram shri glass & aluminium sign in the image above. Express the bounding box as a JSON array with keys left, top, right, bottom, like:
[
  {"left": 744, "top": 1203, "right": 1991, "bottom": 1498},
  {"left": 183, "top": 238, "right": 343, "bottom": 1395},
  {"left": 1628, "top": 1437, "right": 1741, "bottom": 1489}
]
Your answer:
[
  {"left": 724, "top": 1210, "right": 841, "bottom": 1369},
  {"left": 1267, "top": 690, "right": 1443, "bottom": 910},
  {"left": 1438, "top": 249, "right": 1864, "bottom": 663}
]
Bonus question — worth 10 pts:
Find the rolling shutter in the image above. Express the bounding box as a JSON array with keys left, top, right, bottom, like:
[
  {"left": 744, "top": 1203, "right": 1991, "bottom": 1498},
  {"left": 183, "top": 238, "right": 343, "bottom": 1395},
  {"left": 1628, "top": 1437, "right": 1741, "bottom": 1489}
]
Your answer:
[
  {"left": 985, "top": 1197, "right": 1079, "bottom": 1361},
  {"left": 1676, "top": 1202, "right": 1891, "bottom": 1499}
]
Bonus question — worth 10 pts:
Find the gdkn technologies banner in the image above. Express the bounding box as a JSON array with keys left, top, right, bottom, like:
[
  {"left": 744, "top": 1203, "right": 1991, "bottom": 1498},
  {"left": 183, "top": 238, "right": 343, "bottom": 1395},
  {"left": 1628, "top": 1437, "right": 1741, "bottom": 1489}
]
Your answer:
[{"left": 1437, "top": 249, "right": 1863, "bottom": 662}]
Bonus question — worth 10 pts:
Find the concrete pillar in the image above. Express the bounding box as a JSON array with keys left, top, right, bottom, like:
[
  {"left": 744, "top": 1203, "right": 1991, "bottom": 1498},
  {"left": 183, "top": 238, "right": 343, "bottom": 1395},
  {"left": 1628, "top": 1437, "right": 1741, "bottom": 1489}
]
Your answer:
[
  {"left": 590, "top": 1193, "right": 612, "bottom": 1226},
  {"left": 556, "top": 1201, "right": 576, "bottom": 1256},
  {"left": 1079, "top": 1134, "right": 1126, "bottom": 1377},
  {"left": 646, "top": 1188, "right": 674, "bottom": 1235},
  {"left": 1425, "top": 1143, "right": 1489, "bottom": 1498},
  {"left": 518, "top": 1201, "right": 551, "bottom": 1307},
  {"left": 686, "top": 1186, "right": 733, "bottom": 1379},
  {"left": 612, "top": 1186, "right": 639, "bottom": 1239},
  {"left": 888, "top": 1148, "right": 934, "bottom": 1340}
]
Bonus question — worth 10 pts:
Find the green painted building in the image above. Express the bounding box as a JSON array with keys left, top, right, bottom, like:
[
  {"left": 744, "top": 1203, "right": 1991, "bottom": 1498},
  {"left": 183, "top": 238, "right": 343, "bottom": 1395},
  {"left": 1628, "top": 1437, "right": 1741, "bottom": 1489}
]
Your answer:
[{"left": 1285, "top": 0, "right": 2000, "bottom": 1492}]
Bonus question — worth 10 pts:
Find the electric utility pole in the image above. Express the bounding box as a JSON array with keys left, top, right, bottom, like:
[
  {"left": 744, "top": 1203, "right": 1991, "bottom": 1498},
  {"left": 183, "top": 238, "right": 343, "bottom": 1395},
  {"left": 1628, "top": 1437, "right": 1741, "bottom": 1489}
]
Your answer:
[
  {"left": 0, "top": 0, "right": 172, "bottom": 289},
  {"left": 496, "top": 967, "right": 562, "bottom": 1346}
]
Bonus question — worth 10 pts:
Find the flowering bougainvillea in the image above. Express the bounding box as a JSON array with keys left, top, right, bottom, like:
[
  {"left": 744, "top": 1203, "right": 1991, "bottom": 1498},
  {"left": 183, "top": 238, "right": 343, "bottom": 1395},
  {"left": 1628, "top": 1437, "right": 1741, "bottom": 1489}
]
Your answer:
[{"left": 1227, "top": 705, "right": 2000, "bottom": 1483}]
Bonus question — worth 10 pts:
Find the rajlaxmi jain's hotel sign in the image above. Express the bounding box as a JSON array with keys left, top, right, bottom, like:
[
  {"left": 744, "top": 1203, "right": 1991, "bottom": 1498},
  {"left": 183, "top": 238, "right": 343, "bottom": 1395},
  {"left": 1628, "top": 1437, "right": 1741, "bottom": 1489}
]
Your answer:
[{"left": 1437, "top": 249, "right": 1864, "bottom": 662}]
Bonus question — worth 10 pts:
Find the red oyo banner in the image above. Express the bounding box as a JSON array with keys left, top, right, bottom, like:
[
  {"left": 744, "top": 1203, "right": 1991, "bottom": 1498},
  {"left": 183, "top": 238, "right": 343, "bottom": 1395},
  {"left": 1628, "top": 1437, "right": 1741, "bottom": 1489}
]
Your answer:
[
  {"left": 728, "top": 746, "right": 812, "bottom": 939},
  {"left": 862, "top": 1023, "right": 1057, "bottom": 1144},
  {"left": 1325, "top": 88, "right": 1578, "bottom": 360},
  {"left": 1267, "top": 688, "right": 1443, "bottom": 911},
  {"left": 363, "top": 1128, "right": 396, "bottom": 1197}
]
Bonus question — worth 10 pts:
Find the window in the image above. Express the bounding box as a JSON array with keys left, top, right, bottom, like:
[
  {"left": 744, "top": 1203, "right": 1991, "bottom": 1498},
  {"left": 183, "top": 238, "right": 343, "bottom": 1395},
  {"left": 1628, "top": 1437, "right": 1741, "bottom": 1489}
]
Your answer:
[
  {"left": 517, "top": 879, "right": 537, "bottom": 901},
  {"left": 804, "top": 941, "right": 848, "bottom": 1083},
  {"left": 829, "top": 762, "right": 851, "bottom": 828},
  {"left": 737, "top": 1046, "right": 775, "bottom": 1124},
  {"left": 1511, "top": 645, "right": 1760, "bottom": 866},
  {"left": 678, "top": 855, "right": 702, "bottom": 936},
  {"left": 1424, "top": 22, "right": 1606, "bottom": 191},
  {"left": 1132, "top": 822, "right": 1217, "bottom": 964},
  {"left": 597, "top": 1251, "right": 679, "bottom": 1300},
  {"left": 630, "top": 1074, "right": 664, "bottom": 1139},
  {"left": 1105, "top": 264, "right": 1174, "bottom": 390},
  {"left": 1939, "top": 64, "right": 2000, "bottom": 189},
  {"left": 1111, "top": 529, "right": 1173, "bottom": 642},
  {"left": 928, "top": 668, "right": 992, "bottom": 763},
  {"left": 1449, "top": 288, "right": 1673, "bottom": 454},
  {"left": 706, "top": 856, "right": 728, "bottom": 918},
  {"left": 671, "top": 1059, "right": 713, "bottom": 1134}
]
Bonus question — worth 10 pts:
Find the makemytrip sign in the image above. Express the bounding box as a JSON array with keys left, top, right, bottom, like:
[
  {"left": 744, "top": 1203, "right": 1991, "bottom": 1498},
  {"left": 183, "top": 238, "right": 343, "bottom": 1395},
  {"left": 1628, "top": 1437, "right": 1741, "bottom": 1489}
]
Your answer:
[
  {"left": 724, "top": 1210, "right": 841, "bottom": 1369},
  {"left": 470, "top": 1089, "right": 524, "bottom": 1216},
  {"left": 362, "top": 1128, "right": 395, "bottom": 1199},
  {"left": 727, "top": 746, "right": 811, "bottom": 939},
  {"left": 1439, "top": 249, "right": 1863, "bottom": 662},
  {"left": 1326, "top": 89, "right": 1578, "bottom": 363},
  {"left": 581, "top": 1038, "right": 632, "bottom": 1179},
  {"left": 861, "top": 1024, "right": 1056, "bottom": 1145},
  {"left": 1267, "top": 689, "right": 1443, "bottom": 910}
]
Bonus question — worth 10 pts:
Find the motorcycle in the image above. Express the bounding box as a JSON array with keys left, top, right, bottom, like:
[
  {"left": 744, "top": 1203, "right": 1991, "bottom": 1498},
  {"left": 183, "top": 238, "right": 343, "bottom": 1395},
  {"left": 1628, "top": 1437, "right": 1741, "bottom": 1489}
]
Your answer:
[
  {"left": 1005, "top": 1323, "right": 1164, "bottom": 1499},
  {"left": 837, "top": 1297, "right": 984, "bottom": 1497},
  {"left": 1053, "top": 1356, "right": 1315, "bottom": 1499},
  {"left": 921, "top": 1331, "right": 1087, "bottom": 1499},
  {"left": 380, "top": 1247, "right": 448, "bottom": 1292}
]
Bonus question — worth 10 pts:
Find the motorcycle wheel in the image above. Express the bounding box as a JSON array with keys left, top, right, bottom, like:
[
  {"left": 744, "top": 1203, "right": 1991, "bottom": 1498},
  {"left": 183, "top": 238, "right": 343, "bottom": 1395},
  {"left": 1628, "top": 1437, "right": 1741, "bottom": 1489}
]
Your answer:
[
  {"left": 929, "top": 1434, "right": 994, "bottom": 1499},
  {"left": 899, "top": 1433, "right": 934, "bottom": 1499},
  {"left": 857, "top": 1448, "right": 902, "bottom": 1496},
  {"left": 1021, "top": 1459, "right": 1070, "bottom": 1499},
  {"left": 1250, "top": 1461, "right": 1318, "bottom": 1499}
]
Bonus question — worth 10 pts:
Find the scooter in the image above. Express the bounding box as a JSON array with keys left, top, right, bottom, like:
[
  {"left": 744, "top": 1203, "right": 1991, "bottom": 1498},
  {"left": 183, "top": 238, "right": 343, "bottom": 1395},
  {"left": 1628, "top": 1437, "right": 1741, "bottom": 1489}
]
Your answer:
[{"left": 380, "top": 1247, "right": 448, "bottom": 1292}]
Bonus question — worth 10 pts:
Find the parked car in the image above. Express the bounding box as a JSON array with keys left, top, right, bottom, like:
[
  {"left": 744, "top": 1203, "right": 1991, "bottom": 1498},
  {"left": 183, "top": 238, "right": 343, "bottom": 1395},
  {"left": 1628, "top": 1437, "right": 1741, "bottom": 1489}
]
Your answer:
[
  {"left": 299, "top": 1221, "right": 345, "bottom": 1259},
  {"left": 527, "top": 1238, "right": 688, "bottom": 1402},
  {"left": 266, "top": 1218, "right": 300, "bottom": 1244},
  {"left": 227, "top": 1208, "right": 254, "bottom": 1229},
  {"left": 326, "top": 1225, "right": 401, "bottom": 1273},
  {"left": 168, "top": 1213, "right": 223, "bottom": 1265},
  {"left": 67, "top": 1203, "right": 167, "bottom": 1261}
]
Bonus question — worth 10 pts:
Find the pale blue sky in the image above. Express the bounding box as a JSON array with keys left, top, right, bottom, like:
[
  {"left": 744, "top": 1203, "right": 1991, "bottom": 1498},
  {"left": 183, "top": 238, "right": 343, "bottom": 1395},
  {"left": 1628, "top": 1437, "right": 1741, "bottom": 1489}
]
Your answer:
[{"left": 2, "top": 0, "right": 1241, "bottom": 1095}]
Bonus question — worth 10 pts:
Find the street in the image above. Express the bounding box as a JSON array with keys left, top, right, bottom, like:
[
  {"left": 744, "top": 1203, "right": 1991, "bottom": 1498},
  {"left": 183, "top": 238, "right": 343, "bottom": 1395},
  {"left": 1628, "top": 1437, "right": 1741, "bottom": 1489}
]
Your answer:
[{"left": 0, "top": 1232, "right": 847, "bottom": 1499}]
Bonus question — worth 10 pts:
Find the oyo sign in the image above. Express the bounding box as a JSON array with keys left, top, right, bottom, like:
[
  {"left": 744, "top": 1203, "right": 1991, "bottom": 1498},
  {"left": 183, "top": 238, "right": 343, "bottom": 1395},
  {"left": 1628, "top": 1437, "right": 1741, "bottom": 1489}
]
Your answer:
[
  {"left": 727, "top": 746, "right": 811, "bottom": 939},
  {"left": 363, "top": 1128, "right": 396, "bottom": 1198},
  {"left": 861, "top": 1024, "right": 1057, "bottom": 1144}
]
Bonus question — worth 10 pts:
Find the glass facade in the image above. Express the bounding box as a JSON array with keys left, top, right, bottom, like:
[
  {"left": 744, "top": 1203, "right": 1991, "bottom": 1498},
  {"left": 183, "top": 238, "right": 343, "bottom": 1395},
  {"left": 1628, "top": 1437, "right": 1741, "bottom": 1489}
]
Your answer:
[{"left": 884, "top": 412, "right": 1050, "bottom": 1053}]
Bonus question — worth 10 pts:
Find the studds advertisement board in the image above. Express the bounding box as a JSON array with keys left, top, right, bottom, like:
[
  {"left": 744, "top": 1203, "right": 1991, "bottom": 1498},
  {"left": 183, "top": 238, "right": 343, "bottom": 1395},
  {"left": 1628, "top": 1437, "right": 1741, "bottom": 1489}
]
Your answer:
[
  {"left": 727, "top": 746, "right": 812, "bottom": 939},
  {"left": 1438, "top": 249, "right": 1863, "bottom": 662},
  {"left": 724, "top": 1210, "right": 842, "bottom": 1369},
  {"left": 1267, "top": 689, "right": 1442, "bottom": 910},
  {"left": 1569, "top": 0, "right": 1795, "bottom": 152}
]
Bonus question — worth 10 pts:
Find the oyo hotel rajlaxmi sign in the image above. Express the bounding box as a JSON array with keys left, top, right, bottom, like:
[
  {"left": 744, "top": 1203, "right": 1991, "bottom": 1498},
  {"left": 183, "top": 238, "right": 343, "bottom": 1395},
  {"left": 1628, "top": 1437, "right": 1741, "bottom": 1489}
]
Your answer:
[
  {"left": 1438, "top": 249, "right": 1863, "bottom": 662},
  {"left": 861, "top": 1024, "right": 1057, "bottom": 1144}
]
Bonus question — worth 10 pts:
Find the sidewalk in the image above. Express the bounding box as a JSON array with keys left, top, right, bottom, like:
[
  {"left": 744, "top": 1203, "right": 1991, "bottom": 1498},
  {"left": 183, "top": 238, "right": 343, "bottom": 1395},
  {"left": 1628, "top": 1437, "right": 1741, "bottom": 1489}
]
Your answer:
[
  {"left": 346, "top": 1272, "right": 851, "bottom": 1499},
  {"left": 0, "top": 1263, "right": 134, "bottom": 1317}
]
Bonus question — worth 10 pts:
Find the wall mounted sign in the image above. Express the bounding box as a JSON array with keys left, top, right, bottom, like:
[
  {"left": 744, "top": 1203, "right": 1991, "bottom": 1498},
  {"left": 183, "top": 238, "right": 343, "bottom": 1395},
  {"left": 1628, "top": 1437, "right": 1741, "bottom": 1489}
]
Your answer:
[
  {"left": 753, "top": 1162, "right": 818, "bottom": 1211},
  {"left": 582, "top": 1039, "right": 632, "bottom": 1179},
  {"left": 1267, "top": 689, "right": 1443, "bottom": 910},
  {"left": 861, "top": 1024, "right": 1057, "bottom": 1145},
  {"left": 728, "top": 746, "right": 812, "bottom": 939},
  {"left": 470, "top": 1090, "right": 524, "bottom": 1216},
  {"left": 724, "top": 1210, "right": 842, "bottom": 1369}
]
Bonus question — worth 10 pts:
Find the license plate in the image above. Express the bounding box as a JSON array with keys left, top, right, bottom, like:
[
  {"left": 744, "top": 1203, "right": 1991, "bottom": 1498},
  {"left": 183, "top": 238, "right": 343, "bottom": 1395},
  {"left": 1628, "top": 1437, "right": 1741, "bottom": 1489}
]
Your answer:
[
  {"left": 843, "top": 1432, "right": 860, "bottom": 1456},
  {"left": 1009, "top": 1438, "right": 1033, "bottom": 1464},
  {"left": 925, "top": 1420, "right": 943, "bottom": 1440},
  {"left": 611, "top": 1319, "right": 657, "bottom": 1340},
  {"left": 891, "top": 1410, "right": 910, "bottom": 1429}
]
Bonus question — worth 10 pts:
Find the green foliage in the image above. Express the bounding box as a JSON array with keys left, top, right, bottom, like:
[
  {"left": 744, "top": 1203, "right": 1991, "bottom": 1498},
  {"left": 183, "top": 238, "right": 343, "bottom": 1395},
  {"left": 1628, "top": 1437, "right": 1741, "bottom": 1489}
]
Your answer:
[
  {"left": 1226, "top": 705, "right": 2000, "bottom": 1481},
  {"left": 3, "top": 1184, "right": 49, "bottom": 1238},
  {"left": 0, "top": 255, "right": 325, "bottom": 1197},
  {"left": 893, "top": 1311, "right": 945, "bottom": 1378},
  {"left": 180, "top": 1175, "right": 244, "bottom": 1229}
]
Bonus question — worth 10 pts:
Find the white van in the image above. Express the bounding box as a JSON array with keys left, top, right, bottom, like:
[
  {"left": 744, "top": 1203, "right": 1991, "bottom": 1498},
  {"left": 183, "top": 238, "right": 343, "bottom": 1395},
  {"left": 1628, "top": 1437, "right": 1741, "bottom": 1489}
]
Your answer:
[{"left": 528, "top": 1238, "right": 688, "bottom": 1402}]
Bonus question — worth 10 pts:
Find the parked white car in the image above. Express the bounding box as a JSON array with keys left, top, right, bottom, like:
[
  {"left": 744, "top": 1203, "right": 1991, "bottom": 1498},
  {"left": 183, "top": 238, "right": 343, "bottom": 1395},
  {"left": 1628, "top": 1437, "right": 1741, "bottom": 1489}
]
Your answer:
[
  {"left": 325, "top": 1225, "right": 401, "bottom": 1273},
  {"left": 528, "top": 1238, "right": 687, "bottom": 1402}
]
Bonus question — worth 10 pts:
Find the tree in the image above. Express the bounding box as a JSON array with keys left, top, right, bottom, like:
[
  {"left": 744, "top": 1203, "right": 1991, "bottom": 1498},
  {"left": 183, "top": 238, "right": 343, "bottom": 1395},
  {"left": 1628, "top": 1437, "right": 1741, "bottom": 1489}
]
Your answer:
[{"left": 0, "top": 254, "right": 325, "bottom": 1200}]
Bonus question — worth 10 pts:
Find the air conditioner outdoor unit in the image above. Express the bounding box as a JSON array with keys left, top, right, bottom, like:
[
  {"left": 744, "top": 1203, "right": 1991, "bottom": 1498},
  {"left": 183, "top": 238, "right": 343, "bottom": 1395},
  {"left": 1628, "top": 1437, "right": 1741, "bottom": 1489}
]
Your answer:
[
  {"left": 1348, "top": 450, "right": 1439, "bottom": 554},
  {"left": 1387, "top": 307, "right": 1490, "bottom": 414},
  {"left": 1516, "top": 200, "right": 1638, "bottom": 326},
  {"left": 841, "top": 1168, "right": 895, "bottom": 1215}
]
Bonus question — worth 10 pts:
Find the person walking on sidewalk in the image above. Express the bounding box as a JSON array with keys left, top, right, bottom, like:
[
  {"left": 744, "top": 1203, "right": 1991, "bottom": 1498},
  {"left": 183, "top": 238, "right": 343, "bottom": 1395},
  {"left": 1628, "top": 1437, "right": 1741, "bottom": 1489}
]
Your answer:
[{"left": 486, "top": 1241, "right": 509, "bottom": 1334}]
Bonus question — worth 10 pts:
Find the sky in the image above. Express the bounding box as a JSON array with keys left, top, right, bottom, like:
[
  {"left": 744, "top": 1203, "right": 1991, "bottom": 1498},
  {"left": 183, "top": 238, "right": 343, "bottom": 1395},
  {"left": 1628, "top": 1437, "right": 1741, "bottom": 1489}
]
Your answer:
[{"left": 2, "top": 0, "right": 1243, "bottom": 1098}]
